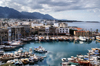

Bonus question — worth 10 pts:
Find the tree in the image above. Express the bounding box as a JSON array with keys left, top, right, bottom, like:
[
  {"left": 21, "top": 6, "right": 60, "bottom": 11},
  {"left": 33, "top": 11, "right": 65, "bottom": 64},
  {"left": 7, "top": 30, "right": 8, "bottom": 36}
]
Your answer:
[{"left": 96, "top": 29, "right": 98, "bottom": 33}]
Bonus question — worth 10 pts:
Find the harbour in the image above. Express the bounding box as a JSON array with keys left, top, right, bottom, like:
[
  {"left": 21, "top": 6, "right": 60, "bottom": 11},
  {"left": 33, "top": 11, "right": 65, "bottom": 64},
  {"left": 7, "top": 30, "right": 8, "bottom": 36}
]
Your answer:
[
  {"left": 0, "top": 20, "right": 100, "bottom": 66},
  {"left": 0, "top": 40, "right": 100, "bottom": 66},
  {"left": 0, "top": 0, "right": 100, "bottom": 65}
]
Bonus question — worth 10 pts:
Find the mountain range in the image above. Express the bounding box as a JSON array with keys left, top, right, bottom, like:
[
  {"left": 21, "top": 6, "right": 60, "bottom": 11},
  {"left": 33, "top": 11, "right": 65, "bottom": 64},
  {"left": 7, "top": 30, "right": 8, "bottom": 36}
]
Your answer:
[{"left": 0, "top": 6, "right": 55, "bottom": 20}]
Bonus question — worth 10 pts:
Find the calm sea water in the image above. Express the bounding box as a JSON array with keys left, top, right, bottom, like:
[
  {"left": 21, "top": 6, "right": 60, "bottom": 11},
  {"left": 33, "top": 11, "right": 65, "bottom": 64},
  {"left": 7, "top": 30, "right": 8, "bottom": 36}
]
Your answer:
[
  {"left": 5, "top": 22, "right": 100, "bottom": 66},
  {"left": 67, "top": 22, "right": 100, "bottom": 32},
  {"left": 6, "top": 40, "right": 100, "bottom": 66}
]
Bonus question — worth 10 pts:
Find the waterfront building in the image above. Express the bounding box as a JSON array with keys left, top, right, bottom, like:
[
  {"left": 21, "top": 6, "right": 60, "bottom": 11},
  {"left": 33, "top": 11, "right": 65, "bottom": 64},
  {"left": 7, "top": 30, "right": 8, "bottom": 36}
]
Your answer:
[
  {"left": 31, "top": 27, "right": 39, "bottom": 35},
  {"left": 57, "top": 27, "right": 70, "bottom": 35},
  {"left": 49, "top": 26, "right": 56, "bottom": 35},
  {"left": 45, "top": 25, "right": 56, "bottom": 35},
  {"left": 20, "top": 22, "right": 31, "bottom": 37},
  {"left": 8, "top": 26, "right": 24, "bottom": 40},
  {"left": 0, "top": 28, "right": 8, "bottom": 42},
  {"left": 55, "top": 23, "right": 70, "bottom": 35},
  {"left": 38, "top": 26, "right": 45, "bottom": 35},
  {"left": 74, "top": 31, "right": 92, "bottom": 37}
]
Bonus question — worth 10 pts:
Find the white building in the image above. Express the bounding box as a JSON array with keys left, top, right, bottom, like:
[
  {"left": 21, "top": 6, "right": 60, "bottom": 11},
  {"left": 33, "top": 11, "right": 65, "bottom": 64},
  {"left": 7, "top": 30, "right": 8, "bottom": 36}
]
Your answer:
[
  {"left": 58, "top": 27, "right": 69, "bottom": 34},
  {"left": 59, "top": 22, "right": 68, "bottom": 27},
  {"left": 54, "top": 23, "right": 59, "bottom": 27},
  {"left": 45, "top": 26, "right": 49, "bottom": 33},
  {"left": 31, "top": 22, "right": 43, "bottom": 28},
  {"left": 55, "top": 22, "right": 69, "bottom": 35}
]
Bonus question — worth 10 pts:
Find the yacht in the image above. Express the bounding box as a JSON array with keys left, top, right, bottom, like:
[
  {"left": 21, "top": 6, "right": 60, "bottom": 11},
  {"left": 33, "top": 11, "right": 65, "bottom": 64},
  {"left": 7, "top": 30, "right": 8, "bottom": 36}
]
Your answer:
[
  {"left": 3, "top": 46, "right": 16, "bottom": 51},
  {"left": 79, "top": 36, "right": 86, "bottom": 42},
  {"left": 21, "top": 38, "right": 29, "bottom": 42},
  {"left": 0, "top": 50, "right": 4, "bottom": 55},
  {"left": 11, "top": 41, "right": 22, "bottom": 47}
]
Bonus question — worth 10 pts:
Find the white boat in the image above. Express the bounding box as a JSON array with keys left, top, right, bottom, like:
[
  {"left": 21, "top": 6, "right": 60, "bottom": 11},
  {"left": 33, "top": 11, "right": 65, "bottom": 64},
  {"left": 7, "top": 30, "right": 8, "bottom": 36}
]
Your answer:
[
  {"left": 96, "top": 36, "right": 100, "bottom": 41},
  {"left": 35, "top": 36, "right": 39, "bottom": 41},
  {"left": 29, "top": 48, "right": 33, "bottom": 54},
  {"left": 34, "top": 46, "right": 47, "bottom": 53},
  {"left": 61, "top": 58, "right": 68, "bottom": 62},
  {"left": 8, "top": 40, "right": 22, "bottom": 46},
  {"left": 18, "top": 48, "right": 23, "bottom": 53},
  {"left": 39, "top": 36, "right": 45, "bottom": 42},
  {"left": 10, "top": 41, "right": 22, "bottom": 46},
  {"left": 0, "top": 50, "right": 4, "bottom": 55},
  {"left": 46, "top": 36, "right": 49, "bottom": 41},
  {"left": 51, "top": 37, "right": 55, "bottom": 41},
  {"left": 3, "top": 46, "right": 16, "bottom": 51},
  {"left": 30, "top": 54, "right": 38, "bottom": 62},
  {"left": 21, "top": 38, "right": 29, "bottom": 42},
  {"left": 79, "top": 36, "right": 86, "bottom": 41},
  {"left": 13, "top": 59, "right": 23, "bottom": 65}
]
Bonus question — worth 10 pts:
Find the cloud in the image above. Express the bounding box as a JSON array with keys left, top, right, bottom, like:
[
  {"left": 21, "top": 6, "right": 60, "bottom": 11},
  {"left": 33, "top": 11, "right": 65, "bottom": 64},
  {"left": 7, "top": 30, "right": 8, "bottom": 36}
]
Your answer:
[
  {"left": 46, "top": 51, "right": 67, "bottom": 65},
  {"left": 0, "top": 0, "right": 100, "bottom": 13}
]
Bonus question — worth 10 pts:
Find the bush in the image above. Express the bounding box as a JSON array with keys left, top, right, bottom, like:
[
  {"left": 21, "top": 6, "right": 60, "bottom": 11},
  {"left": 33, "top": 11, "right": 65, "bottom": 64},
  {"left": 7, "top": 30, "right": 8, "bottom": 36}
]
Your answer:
[{"left": 1, "top": 63, "right": 15, "bottom": 66}]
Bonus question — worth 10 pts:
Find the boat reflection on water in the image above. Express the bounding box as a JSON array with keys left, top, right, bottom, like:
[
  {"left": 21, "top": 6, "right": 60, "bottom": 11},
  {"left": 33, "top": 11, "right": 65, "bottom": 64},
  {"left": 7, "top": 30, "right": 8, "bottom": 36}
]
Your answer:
[
  {"left": 74, "top": 40, "right": 92, "bottom": 44},
  {"left": 96, "top": 40, "right": 100, "bottom": 43}
]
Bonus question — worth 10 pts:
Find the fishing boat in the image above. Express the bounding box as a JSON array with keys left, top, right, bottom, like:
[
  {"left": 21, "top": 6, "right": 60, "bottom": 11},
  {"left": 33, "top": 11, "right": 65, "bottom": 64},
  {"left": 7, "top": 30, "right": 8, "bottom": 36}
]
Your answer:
[
  {"left": 21, "top": 58, "right": 29, "bottom": 64},
  {"left": 0, "top": 50, "right": 4, "bottom": 55},
  {"left": 29, "top": 48, "right": 33, "bottom": 54},
  {"left": 69, "top": 37, "right": 74, "bottom": 41},
  {"left": 96, "top": 36, "right": 100, "bottom": 41},
  {"left": 51, "top": 37, "right": 55, "bottom": 41},
  {"left": 38, "top": 56, "right": 44, "bottom": 61},
  {"left": 29, "top": 58, "right": 34, "bottom": 64},
  {"left": 34, "top": 46, "right": 47, "bottom": 53},
  {"left": 46, "top": 36, "right": 50, "bottom": 41},
  {"left": 7, "top": 60, "right": 14, "bottom": 64},
  {"left": 30, "top": 54, "right": 38, "bottom": 62},
  {"left": 18, "top": 48, "right": 23, "bottom": 53},
  {"left": 35, "top": 35, "right": 39, "bottom": 41},
  {"left": 39, "top": 36, "right": 45, "bottom": 42},
  {"left": 58, "top": 36, "right": 63, "bottom": 41},
  {"left": 65, "top": 37, "right": 70, "bottom": 41},
  {"left": 74, "top": 36, "right": 79, "bottom": 42},
  {"left": 13, "top": 59, "right": 23, "bottom": 65}
]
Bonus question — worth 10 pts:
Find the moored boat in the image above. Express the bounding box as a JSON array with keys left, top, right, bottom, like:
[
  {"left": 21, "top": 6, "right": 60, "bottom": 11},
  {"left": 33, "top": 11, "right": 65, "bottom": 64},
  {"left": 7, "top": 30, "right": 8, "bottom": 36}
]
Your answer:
[
  {"left": 0, "top": 50, "right": 4, "bottom": 55},
  {"left": 21, "top": 58, "right": 29, "bottom": 64},
  {"left": 79, "top": 36, "right": 86, "bottom": 42},
  {"left": 34, "top": 46, "right": 47, "bottom": 53},
  {"left": 96, "top": 36, "right": 100, "bottom": 41},
  {"left": 46, "top": 36, "right": 50, "bottom": 41}
]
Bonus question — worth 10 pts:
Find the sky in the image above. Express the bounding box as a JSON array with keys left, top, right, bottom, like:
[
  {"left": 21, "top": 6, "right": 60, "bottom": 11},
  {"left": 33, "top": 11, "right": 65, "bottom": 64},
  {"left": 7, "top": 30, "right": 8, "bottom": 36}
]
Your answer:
[{"left": 0, "top": 0, "right": 100, "bottom": 21}]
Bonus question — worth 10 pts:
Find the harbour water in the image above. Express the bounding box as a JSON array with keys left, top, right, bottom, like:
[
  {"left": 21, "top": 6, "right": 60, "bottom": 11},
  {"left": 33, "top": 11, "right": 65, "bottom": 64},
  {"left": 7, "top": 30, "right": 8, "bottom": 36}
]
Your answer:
[{"left": 5, "top": 40, "right": 100, "bottom": 66}]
